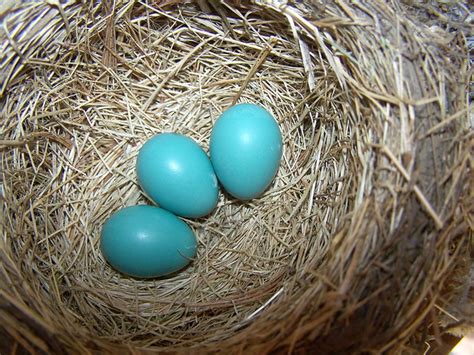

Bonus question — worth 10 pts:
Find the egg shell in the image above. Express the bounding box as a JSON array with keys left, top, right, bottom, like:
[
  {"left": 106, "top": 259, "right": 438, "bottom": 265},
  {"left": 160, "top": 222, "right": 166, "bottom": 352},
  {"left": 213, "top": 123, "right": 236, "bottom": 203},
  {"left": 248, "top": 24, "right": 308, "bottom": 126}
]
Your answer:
[
  {"left": 136, "top": 133, "right": 218, "bottom": 218},
  {"left": 210, "top": 103, "right": 282, "bottom": 200},
  {"left": 100, "top": 205, "right": 197, "bottom": 278}
]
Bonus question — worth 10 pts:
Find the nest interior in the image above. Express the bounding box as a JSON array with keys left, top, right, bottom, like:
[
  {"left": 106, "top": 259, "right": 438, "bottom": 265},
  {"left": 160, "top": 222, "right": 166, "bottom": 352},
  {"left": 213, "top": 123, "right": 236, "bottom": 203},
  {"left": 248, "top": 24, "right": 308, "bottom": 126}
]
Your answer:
[{"left": 0, "top": 0, "right": 471, "bottom": 353}]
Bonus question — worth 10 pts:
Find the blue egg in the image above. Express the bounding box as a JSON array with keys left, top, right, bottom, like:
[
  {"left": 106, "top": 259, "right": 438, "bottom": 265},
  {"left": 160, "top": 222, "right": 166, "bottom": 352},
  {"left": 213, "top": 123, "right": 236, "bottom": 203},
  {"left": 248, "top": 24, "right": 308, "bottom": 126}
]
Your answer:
[
  {"left": 136, "top": 133, "right": 218, "bottom": 218},
  {"left": 210, "top": 103, "right": 282, "bottom": 200},
  {"left": 100, "top": 205, "right": 197, "bottom": 278}
]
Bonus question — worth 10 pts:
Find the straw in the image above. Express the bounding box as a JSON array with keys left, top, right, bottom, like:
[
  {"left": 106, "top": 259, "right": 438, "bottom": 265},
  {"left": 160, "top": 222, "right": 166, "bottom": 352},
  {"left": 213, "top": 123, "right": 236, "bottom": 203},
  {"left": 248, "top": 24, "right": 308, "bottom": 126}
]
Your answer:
[{"left": 0, "top": 0, "right": 471, "bottom": 353}]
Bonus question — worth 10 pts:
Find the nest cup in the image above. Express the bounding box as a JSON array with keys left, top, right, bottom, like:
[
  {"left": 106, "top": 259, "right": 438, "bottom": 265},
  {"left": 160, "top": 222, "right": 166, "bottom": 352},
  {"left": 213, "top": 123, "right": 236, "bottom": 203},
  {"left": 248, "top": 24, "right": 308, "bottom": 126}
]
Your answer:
[{"left": 0, "top": 0, "right": 471, "bottom": 353}]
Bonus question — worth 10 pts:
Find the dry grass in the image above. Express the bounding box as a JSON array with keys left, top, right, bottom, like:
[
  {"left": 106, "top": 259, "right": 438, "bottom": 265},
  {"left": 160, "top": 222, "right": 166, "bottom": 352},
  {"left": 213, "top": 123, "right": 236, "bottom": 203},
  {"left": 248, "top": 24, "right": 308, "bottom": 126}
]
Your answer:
[{"left": 0, "top": 0, "right": 472, "bottom": 353}]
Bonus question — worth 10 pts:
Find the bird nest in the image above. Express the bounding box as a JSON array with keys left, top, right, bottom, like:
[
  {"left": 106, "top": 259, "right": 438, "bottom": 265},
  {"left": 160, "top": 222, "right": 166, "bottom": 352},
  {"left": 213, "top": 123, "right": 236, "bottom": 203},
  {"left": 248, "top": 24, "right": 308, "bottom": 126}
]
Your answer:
[{"left": 0, "top": 0, "right": 472, "bottom": 353}]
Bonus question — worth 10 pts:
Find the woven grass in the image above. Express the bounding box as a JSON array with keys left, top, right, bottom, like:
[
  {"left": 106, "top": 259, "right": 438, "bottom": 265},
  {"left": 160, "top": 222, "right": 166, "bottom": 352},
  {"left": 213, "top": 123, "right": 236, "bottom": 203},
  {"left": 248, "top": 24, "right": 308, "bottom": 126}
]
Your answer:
[{"left": 0, "top": 0, "right": 472, "bottom": 353}]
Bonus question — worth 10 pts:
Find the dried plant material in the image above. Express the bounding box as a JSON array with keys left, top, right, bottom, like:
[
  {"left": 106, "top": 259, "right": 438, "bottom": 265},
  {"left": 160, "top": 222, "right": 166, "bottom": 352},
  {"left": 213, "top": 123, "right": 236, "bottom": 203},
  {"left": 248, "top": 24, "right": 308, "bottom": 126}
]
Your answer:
[
  {"left": 101, "top": 0, "right": 117, "bottom": 70},
  {"left": 0, "top": 0, "right": 471, "bottom": 353},
  {"left": 231, "top": 37, "right": 277, "bottom": 105}
]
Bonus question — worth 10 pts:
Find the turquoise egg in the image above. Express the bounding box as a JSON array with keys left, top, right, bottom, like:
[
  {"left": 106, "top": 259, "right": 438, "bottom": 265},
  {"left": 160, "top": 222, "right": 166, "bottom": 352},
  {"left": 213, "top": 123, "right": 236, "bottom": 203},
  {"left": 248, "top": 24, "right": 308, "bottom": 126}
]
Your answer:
[
  {"left": 210, "top": 103, "right": 282, "bottom": 200},
  {"left": 100, "top": 205, "right": 197, "bottom": 278},
  {"left": 136, "top": 133, "right": 218, "bottom": 218}
]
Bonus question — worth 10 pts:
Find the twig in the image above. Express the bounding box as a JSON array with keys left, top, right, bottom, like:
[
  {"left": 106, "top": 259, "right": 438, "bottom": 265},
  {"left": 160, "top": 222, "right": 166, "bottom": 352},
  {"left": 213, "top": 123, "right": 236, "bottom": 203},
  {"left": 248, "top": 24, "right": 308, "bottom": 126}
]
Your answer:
[{"left": 231, "top": 37, "right": 278, "bottom": 106}]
